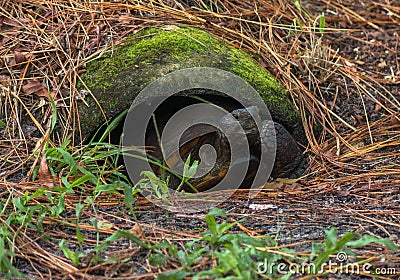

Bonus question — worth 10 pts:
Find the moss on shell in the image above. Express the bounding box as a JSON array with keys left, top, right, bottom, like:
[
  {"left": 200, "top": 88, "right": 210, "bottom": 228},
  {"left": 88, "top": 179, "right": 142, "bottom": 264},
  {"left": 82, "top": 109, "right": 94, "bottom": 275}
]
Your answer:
[
  {"left": 227, "top": 47, "right": 297, "bottom": 126},
  {"left": 83, "top": 26, "right": 226, "bottom": 90},
  {"left": 79, "top": 26, "right": 301, "bottom": 141}
]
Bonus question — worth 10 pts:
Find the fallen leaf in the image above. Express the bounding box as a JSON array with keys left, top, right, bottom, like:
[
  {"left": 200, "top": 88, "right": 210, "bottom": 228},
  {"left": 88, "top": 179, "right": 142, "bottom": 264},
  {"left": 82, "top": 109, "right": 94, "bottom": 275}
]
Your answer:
[
  {"left": 353, "top": 141, "right": 365, "bottom": 149},
  {"left": 262, "top": 178, "right": 300, "bottom": 190},
  {"left": 324, "top": 150, "right": 336, "bottom": 160},
  {"left": 118, "top": 14, "right": 134, "bottom": 25},
  {"left": 1, "top": 16, "right": 22, "bottom": 27},
  {"left": 22, "top": 125, "right": 37, "bottom": 137},
  {"left": 22, "top": 79, "right": 57, "bottom": 100},
  {"left": 275, "top": 178, "right": 300, "bottom": 184},
  {"left": 14, "top": 50, "right": 26, "bottom": 64},
  {"left": 94, "top": 24, "right": 106, "bottom": 46},
  {"left": 131, "top": 223, "right": 144, "bottom": 240},
  {"left": 354, "top": 114, "right": 364, "bottom": 124},
  {"left": 374, "top": 103, "right": 382, "bottom": 112},
  {"left": 38, "top": 154, "right": 51, "bottom": 179},
  {"left": 378, "top": 61, "right": 387, "bottom": 68},
  {"left": 22, "top": 80, "right": 45, "bottom": 95}
]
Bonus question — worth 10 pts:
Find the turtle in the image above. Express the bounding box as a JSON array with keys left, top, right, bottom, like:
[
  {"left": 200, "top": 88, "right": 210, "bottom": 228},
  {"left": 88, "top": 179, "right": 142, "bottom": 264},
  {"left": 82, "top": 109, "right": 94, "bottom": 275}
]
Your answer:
[{"left": 156, "top": 106, "right": 303, "bottom": 192}]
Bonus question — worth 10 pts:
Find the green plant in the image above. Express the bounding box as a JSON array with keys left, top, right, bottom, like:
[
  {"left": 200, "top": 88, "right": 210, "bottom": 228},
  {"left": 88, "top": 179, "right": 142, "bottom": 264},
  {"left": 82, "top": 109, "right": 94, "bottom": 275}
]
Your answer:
[
  {"left": 0, "top": 190, "right": 53, "bottom": 279},
  {"left": 0, "top": 237, "right": 25, "bottom": 279},
  {"left": 0, "top": 136, "right": 137, "bottom": 277},
  {"left": 0, "top": 109, "right": 138, "bottom": 272},
  {"left": 153, "top": 209, "right": 398, "bottom": 279},
  {"left": 176, "top": 155, "right": 199, "bottom": 192},
  {"left": 19, "top": 204, "right": 394, "bottom": 279},
  {"left": 293, "top": 0, "right": 325, "bottom": 33},
  {"left": 311, "top": 227, "right": 398, "bottom": 274},
  {"left": 59, "top": 239, "right": 86, "bottom": 267},
  {"left": 0, "top": 108, "right": 139, "bottom": 270},
  {"left": 136, "top": 155, "right": 199, "bottom": 203},
  {"left": 156, "top": 208, "right": 300, "bottom": 280},
  {"left": 0, "top": 219, "right": 26, "bottom": 279},
  {"left": 136, "top": 170, "right": 171, "bottom": 202}
]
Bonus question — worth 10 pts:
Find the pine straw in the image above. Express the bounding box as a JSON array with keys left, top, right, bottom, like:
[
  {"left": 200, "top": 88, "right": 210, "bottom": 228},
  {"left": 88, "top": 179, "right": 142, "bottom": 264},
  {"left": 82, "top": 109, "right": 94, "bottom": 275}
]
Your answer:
[
  {"left": 0, "top": 0, "right": 400, "bottom": 278},
  {"left": 1, "top": 180, "right": 399, "bottom": 278}
]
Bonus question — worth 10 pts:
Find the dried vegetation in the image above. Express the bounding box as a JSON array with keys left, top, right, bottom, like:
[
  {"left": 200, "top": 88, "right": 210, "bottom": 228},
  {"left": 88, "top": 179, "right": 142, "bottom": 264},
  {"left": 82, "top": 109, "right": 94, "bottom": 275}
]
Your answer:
[{"left": 0, "top": 0, "right": 399, "bottom": 278}]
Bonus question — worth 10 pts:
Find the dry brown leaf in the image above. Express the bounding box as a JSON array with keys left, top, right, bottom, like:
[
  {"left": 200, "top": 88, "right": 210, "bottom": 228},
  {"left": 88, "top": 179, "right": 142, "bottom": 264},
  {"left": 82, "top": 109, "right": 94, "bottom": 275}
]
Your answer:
[
  {"left": 324, "top": 150, "right": 336, "bottom": 160},
  {"left": 378, "top": 60, "right": 387, "bottom": 68},
  {"left": 353, "top": 141, "right": 365, "bottom": 149},
  {"left": 0, "top": 16, "right": 22, "bottom": 27},
  {"left": 38, "top": 153, "right": 50, "bottom": 179},
  {"left": 95, "top": 24, "right": 106, "bottom": 45},
  {"left": 22, "top": 79, "right": 57, "bottom": 100},
  {"left": 262, "top": 178, "right": 300, "bottom": 190},
  {"left": 22, "top": 80, "right": 45, "bottom": 95},
  {"left": 354, "top": 114, "right": 364, "bottom": 124},
  {"left": 130, "top": 223, "right": 145, "bottom": 240},
  {"left": 118, "top": 14, "right": 134, "bottom": 25},
  {"left": 374, "top": 103, "right": 382, "bottom": 112},
  {"left": 37, "top": 153, "right": 55, "bottom": 187},
  {"left": 14, "top": 50, "right": 26, "bottom": 64},
  {"left": 277, "top": 178, "right": 300, "bottom": 184}
]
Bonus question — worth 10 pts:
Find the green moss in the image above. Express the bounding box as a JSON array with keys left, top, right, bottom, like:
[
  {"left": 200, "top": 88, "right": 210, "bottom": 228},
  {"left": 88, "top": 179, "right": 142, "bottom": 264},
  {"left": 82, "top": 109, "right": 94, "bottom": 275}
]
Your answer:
[
  {"left": 78, "top": 25, "right": 303, "bottom": 142},
  {"left": 83, "top": 26, "right": 227, "bottom": 90},
  {"left": 227, "top": 47, "right": 298, "bottom": 123}
]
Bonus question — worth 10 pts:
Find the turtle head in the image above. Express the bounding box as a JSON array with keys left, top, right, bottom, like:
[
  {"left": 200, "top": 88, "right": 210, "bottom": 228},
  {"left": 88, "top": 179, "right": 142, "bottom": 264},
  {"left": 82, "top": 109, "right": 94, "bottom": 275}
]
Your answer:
[
  {"left": 218, "top": 106, "right": 261, "bottom": 148},
  {"left": 219, "top": 106, "right": 260, "bottom": 132}
]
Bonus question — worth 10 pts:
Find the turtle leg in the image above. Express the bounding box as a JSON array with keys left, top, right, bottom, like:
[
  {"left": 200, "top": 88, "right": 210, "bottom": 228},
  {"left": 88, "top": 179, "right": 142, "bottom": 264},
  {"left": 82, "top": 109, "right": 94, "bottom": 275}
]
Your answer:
[{"left": 271, "top": 122, "right": 303, "bottom": 178}]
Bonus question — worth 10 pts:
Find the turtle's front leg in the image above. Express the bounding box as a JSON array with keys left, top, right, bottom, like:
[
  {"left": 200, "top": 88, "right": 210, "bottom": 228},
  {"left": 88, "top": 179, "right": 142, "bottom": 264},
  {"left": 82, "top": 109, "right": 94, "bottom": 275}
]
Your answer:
[{"left": 261, "top": 121, "right": 303, "bottom": 179}]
